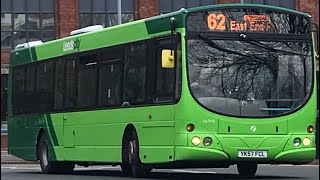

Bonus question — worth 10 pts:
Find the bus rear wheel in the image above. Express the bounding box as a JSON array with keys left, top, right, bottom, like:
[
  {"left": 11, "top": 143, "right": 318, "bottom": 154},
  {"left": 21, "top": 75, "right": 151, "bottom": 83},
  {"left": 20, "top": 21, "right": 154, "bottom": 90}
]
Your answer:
[
  {"left": 237, "top": 162, "right": 258, "bottom": 178},
  {"left": 38, "top": 133, "right": 75, "bottom": 174}
]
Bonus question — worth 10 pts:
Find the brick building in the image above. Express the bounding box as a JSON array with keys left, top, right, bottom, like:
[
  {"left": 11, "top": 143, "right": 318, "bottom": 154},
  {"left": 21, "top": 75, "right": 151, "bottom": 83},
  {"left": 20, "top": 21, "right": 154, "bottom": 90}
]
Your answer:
[{"left": 1, "top": 0, "right": 319, "bottom": 149}]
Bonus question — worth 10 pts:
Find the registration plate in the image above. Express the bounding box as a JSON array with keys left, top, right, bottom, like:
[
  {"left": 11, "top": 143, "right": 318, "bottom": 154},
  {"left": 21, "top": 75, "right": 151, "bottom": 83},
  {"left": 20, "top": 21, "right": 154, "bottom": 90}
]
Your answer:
[{"left": 238, "top": 150, "right": 267, "bottom": 158}]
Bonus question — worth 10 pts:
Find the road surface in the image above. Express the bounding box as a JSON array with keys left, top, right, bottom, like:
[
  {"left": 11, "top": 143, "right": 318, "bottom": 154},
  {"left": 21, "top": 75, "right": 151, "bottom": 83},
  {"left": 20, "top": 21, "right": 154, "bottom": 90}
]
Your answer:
[{"left": 1, "top": 163, "right": 319, "bottom": 180}]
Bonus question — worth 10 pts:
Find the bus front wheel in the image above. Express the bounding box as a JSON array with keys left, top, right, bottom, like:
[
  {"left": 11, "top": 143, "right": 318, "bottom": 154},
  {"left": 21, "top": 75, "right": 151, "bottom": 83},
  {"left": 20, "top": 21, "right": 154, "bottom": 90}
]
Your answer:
[
  {"left": 237, "top": 162, "right": 258, "bottom": 178},
  {"left": 122, "top": 129, "right": 148, "bottom": 178},
  {"left": 38, "top": 133, "right": 75, "bottom": 174}
]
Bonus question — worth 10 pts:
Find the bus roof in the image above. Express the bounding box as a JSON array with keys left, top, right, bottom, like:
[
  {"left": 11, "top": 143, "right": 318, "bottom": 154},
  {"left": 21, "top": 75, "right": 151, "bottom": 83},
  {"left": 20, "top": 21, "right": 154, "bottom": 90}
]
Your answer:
[{"left": 10, "top": 3, "right": 311, "bottom": 66}]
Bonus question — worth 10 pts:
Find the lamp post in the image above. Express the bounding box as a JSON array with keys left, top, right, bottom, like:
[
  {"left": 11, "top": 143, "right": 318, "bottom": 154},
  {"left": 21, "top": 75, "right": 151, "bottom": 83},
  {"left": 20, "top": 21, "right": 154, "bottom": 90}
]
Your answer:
[{"left": 117, "top": 0, "right": 122, "bottom": 25}]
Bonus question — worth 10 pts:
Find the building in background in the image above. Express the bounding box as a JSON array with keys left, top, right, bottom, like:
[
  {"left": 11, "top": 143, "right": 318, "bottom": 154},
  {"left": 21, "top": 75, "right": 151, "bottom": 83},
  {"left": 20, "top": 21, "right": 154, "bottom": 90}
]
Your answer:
[{"left": 1, "top": 0, "right": 319, "bottom": 151}]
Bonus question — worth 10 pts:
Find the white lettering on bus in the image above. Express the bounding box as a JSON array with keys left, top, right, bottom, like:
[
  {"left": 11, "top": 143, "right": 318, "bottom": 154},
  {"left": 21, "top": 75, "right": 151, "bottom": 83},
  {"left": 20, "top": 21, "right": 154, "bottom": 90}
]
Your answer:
[{"left": 63, "top": 40, "right": 75, "bottom": 52}]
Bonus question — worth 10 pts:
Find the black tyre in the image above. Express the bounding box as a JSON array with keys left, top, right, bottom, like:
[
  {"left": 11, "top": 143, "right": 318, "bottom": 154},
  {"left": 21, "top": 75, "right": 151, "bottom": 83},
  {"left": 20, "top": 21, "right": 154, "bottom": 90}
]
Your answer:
[
  {"left": 237, "top": 162, "right": 258, "bottom": 178},
  {"left": 38, "top": 133, "right": 75, "bottom": 174},
  {"left": 120, "top": 163, "right": 130, "bottom": 175},
  {"left": 122, "top": 129, "right": 148, "bottom": 178},
  {"left": 143, "top": 165, "right": 153, "bottom": 174},
  {"left": 121, "top": 132, "right": 131, "bottom": 175}
]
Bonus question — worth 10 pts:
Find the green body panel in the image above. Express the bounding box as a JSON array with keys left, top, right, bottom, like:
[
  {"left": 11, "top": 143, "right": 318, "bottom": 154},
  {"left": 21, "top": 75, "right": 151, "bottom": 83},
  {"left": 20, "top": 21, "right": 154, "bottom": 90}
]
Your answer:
[
  {"left": 8, "top": 4, "right": 316, "bottom": 167},
  {"left": 10, "top": 48, "right": 33, "bottom": 66},
  {"left": 36, "top": 20, "right": 149, "bottom": 61},
  {"left": 8, "top": 113, "right": 62, "bottom": 160},
  {"left": 175, "top": 147, "right": 229, "bottom": 161},
  {"left": 274, "top": 148, "right": 316, "bottom": 162},
  {"left": 145, "top": 10, "right": 185, "bottom": 34},
  {"left": 8, "top": 105, "right": 175, "bottom": 163}
]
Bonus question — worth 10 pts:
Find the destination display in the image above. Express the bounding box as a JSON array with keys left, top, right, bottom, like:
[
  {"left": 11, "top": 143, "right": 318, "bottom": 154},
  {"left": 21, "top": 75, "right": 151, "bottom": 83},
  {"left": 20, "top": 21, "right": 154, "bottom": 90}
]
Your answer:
[
  {"left": 187, "top": 8, "right": 310, "bottom": 34},
  {"left": 208, "top": 14, "right": 272, "bottom": 31}
]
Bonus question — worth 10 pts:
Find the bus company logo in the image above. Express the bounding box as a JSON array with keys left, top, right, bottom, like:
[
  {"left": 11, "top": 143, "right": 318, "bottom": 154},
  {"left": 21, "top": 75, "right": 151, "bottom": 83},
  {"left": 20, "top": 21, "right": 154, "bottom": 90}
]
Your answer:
[
  {"left": 63, "top": 38, "right": 80, "bottom": 52},
  {"left": 250, "top": 126, "right": 257, "bottom": 132}
]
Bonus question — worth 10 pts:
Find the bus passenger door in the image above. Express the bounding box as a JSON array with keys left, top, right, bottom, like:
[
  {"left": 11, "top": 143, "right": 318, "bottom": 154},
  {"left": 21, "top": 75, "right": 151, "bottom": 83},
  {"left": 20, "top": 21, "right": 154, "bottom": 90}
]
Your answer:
[
  {"left": 125, "top": 36, "right": 179, "bottom": 163},
  {"left": 63, "top": 58, "right": 77, "bottom": 149},
  {"left": 55, "top": 57, "right": 76, "bottom": 149}
]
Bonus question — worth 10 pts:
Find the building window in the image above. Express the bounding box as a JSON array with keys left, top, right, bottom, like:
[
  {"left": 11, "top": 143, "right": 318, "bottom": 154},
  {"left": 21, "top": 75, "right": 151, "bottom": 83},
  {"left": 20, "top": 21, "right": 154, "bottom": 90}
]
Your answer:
[
  {"left": 1, "top": 0, "right": 55, "bottom": 49},
  {"left": 79, "top": 0, "right": 135, "bottom": 28},
  {"left": 159, "top": 0, "right": 215, "bottom": 14},
  {"left": 243, "top": 0, "right": 296, "bottom": 9}
]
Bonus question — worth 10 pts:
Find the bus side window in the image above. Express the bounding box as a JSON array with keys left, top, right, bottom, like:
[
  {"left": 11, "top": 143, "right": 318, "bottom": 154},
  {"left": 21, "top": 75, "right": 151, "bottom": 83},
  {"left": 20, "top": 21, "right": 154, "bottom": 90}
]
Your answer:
[
  {"left": 12, "top": 66, "right": 26, "bottom": 115},
  {"left": 98, "top": 46, "right": 123, "bottom": 107},
  {"left": 25, "top": 64, "right": 36, "bottom": 114},
  {"left": 124, "top": 41, "right": 147, "bottom": 105},
  {"left": 77, "top": 54, "right": 97, "bottom": 108},
  {"left": 54, "top": 58, "right": 64, "bottom": 110},
  {"left": 64, "top": 58, "right": 76, "bottom": 109},
  {"left": 153, "top": 37, "right": 176, "bottom": 103},
  {"left": 99, "top": 64, "right": 122, "bottom": 106},
  {"left": 36, "top": 61, "right": 54, "bottom": 113}
]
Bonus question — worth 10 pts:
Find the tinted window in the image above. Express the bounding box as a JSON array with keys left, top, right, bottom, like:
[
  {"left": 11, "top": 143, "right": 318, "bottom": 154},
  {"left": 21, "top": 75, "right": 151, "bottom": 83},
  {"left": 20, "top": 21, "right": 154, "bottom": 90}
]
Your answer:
[
  {"left": 36, "top": 61, "right": 54, "bottom": 112},
  {"left": 99, "top": 64, "right": 122, "bottom": 106},
  {"left": 78, "top": 54, "right": 97, "bottom": 108},
  {"left": 124, "top": 42, "right": 147, "bottom": 104},
  {"left": 154, "top": 38, "right": 175, "bottom": 102},
  {"left": 100, "top": 46, "right": 123, "bottom": 63},
  {"left": 24, "top": 64, "right": 36, "bottom": 113},
  {"left": 36, "top": 61, "right": 54, "bottom": 92},
  {"left": 12, "top": 66, "right": 25, "bottom": 115},
  {"left": 99, "top": 46, "right": 123, "bottom": 107},
  {"left": 65, "top": 58, "right": 76, "bottom": 108},
  {"left": 54, "top": 58, "right": 64, "bottom": 110}
]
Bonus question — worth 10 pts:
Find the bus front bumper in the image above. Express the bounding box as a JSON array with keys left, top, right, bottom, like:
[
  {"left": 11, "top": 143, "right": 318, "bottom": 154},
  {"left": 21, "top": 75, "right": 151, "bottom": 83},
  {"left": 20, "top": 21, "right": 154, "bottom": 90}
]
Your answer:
[
  {"left": 273, "top": 148, "right": 316, "bottom": 164},
  {"left": 174, "top": 146, "right": 316, "bottom": 165}
]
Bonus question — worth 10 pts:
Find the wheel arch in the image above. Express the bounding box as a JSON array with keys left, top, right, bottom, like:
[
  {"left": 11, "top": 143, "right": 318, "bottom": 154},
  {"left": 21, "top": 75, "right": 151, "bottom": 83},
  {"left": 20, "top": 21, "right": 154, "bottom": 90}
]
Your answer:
[
  {"left": 122, "top": 124, "right": 137, "bottom": 145},
  {"left": 121, "top": 124, "right": 140, "bottom": 160}
]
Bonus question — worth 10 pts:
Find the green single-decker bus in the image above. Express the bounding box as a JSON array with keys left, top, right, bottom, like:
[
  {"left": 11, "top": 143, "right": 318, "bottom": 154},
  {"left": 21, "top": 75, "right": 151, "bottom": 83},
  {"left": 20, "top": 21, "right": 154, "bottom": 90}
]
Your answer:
[{"left": 7, "top": 4, "right": 317, "bottom": 178}]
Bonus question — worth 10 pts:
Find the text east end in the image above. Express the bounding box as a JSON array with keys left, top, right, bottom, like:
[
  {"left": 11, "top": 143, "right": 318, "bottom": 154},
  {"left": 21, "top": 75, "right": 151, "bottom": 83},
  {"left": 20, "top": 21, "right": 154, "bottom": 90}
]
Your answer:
[{"left": 230, "top": 21, "right": 273, "bottom": 31}]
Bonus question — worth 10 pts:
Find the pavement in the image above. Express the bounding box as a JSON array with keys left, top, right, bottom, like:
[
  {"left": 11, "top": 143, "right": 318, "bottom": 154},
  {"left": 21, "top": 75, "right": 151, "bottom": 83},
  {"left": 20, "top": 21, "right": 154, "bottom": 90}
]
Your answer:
[
  {"left": 1, "top": 149, "right": 38, "bottom": 164},
  {"left": 1, "top": 149, "right": 318, "bottom": 165}
]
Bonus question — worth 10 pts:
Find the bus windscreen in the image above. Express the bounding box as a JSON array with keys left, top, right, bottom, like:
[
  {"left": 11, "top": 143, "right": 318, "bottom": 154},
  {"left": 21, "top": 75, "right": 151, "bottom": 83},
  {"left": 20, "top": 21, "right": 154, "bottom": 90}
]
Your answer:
[{"left": 186, "top": 8, "right": 313, "bottom": 117}]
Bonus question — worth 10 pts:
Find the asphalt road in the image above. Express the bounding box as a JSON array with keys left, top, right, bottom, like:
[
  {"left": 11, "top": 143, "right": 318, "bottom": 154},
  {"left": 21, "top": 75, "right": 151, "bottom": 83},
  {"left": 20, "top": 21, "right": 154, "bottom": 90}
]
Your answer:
[{"left": 1, "top": 164, "right": 319, "bottom": 180}]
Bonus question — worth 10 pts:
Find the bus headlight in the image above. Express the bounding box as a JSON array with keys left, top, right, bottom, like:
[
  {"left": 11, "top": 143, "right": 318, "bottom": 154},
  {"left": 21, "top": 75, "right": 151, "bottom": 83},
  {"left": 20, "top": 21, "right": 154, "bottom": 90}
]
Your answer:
[
  {"left": 191, "top": 136, "right": 201, "bottom": 146},
  {"left": 303, "top": 138, "right": 311, "bottom": 146},
  {"left": 293, "top": 137, "right": 301, "bottom": 147},
  {"left": 203, "top": 137, "right": 212, "bottom": 146}
]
